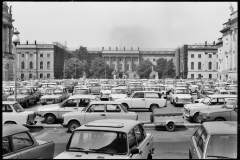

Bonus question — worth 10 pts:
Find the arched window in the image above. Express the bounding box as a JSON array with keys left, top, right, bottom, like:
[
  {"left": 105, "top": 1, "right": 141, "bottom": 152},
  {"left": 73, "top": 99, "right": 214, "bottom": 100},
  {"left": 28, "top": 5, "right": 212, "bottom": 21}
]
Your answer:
[
  {"left": 30, "top": 62, "right": 33, "bottom": 69},
  {"left": 29, "top": 74, "right": 32, "bottom": 79},
  {"left": 47, "top": 62, "right": 50, "bottom": 69},
  {"left": 198, "top": 62, "right": 201, "bottom": 70},
  {"left": 21, "top": 61, "right": 25, "bottom": 69},
  {"left": 209, "top": 62, "right": 212, "bottom": 70},
  {"left": 40, "top": 62, "right": 43, "bottom": 69},
  {"left": 191, "top": 62, "right": 194, "bottom": 70}
]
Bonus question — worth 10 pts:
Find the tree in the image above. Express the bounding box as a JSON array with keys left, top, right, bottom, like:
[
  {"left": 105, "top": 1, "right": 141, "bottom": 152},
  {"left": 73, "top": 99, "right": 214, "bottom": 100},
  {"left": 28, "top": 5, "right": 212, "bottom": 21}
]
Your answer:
[
  {"left": 65, "top": 58, "right": 84, "bottom": 78},
  {"left": 166, "top": 60, "right": 176, "bottom": 78},
  {"left": 136, "top": 60, "right": 153, "bottom": 79},
  {"left": 154, "top": 58, "right": 168, "bottom": 79},
  {"left": 89, "top": 58, "right": 114, "bottom": 79},
  {"left": 73, "top": 46, "right": 88, "bottom": 60}
]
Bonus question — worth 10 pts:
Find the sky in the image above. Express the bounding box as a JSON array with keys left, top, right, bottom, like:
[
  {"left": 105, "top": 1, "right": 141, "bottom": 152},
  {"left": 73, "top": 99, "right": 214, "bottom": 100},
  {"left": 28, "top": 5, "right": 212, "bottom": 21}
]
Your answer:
[{"left": 7, "top": 1, "right": 238, "bottom": 51}]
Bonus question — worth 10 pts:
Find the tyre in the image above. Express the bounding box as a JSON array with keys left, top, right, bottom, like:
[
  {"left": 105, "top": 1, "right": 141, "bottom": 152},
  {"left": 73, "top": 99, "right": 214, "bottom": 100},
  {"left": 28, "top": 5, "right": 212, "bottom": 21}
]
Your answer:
[
  {"left": 122, "top": 103, "right": 129, "bottom": 110},
  {"left": 45, "top": 114, "right": 56, "bottom": 124},
  {"left": 25, "top": 101, "right": 29, "bottom": 108},
  {"left": 150, "top": 104, "right": 158, "bottom": 112},
  {"left": 166, "top": 122, "right": 175, "bottom": 132},
  {"left": 189, "top": 150, "right": 192, "bottom": 159},
  {"left": 34, "top": 100, "right": 37, "bottom": 105},
  {"left": 68, "top": 121, "right": 80, "bottom": 133},
  {"left": 150, "top": 114, "right": 154, "bottom": 123},
  {"left": 147, "top": 154, "right": 153, "bottom": 160},
  {"left": 193, "top": 113, "right": 201, "bottom": 123},
  {"left": 173, "top": 100, "right": 177, "bottom": 107},
  {"left": 214, "top": 118, "right": 225, "bottom": 121}
]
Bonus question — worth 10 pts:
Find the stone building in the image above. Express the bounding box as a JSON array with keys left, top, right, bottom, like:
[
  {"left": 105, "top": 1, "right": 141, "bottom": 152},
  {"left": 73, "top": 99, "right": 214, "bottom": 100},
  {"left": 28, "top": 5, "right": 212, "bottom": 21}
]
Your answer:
[
  {"left": 2, "top": 2, "right": 14, "bottom": 81},
  {"left": 15, "top": 41, "right": 72, "bottom": 80}
]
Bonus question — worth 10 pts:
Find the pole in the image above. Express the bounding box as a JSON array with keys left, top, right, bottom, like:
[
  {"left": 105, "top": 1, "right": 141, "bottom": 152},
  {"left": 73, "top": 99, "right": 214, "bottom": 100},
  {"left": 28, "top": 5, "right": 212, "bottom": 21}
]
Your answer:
[{"left": 14, "top": 44, "right": 17, "bottom": 101}]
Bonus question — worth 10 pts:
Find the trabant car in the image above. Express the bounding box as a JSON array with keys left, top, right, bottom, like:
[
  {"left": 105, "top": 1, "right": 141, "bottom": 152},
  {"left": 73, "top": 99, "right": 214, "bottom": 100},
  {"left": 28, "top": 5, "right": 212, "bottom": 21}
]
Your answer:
[
  {"left": 126, "top": 83, "right": 144, "bottom": 96},
  {"left": 62, "top": 101, "right": 138, "bottom": 132},
  {"left": 199, "top": 99, "right": 237, "bottom": 122},
  {"left": 3, "top": 89, "right": 9, "bottom": 101},
  {"left": 109, "top": 86, "right": 128, "bottom": 101},
  {"left": 24, "top": 86, "right": 41, "bottom": 101},
  {"left": 61, "top": 81, "right": 77, "bottom": 93},
  {"left": 40, "top": 87, "right": 70, "bottom": 105},
  {"left": 195, "top": 91, "right": 215, "bottom": 103},
  {"left": 3, "top": 86, "right": 14, "bottom": 95},
  {"left": 189, "top": 121, "right": 237, "bottom": 159},
  {"left": 73, "top": 87, "right": 91, "bottom": 95},
  {"left": 7, "top": 88, "right": 38, "bottom": 107},
  {"left": 3, "top": 124, "right": 55, "bottom": 159},
  {"left": 36, "top": 95, "right": 97, "bottom": 124},
  {"left": 55, "top": 119, "right": 154, "bottom": 159},
  {"left": 144, "top": 87, "right": 161, "bottom": 92},
  {"left": 214, "top": 82, "right": 231, "bottom": 91},
  {"left": 115, "top": 91, "right": 167, "bottom": 111},
  {"left": 86, "top": 82, "right": 101, "bottom": 95},
  {"left": 183, "top": 95, "right": 237, "bottom": 123},
  {"left": 100, "top": 85, "right": 112, "bottom": 101},
  {"left": 225, "top": 84, "right": 237, "bottom": 90},
  {"left": 2, "top": 101, "right": 37, "bottom": 126},
  {"left": 169, "top": 87, "right": 194, "bottom": 107},
  {"left": 214, "top": 89, "right": 237, "bottom": 95}
]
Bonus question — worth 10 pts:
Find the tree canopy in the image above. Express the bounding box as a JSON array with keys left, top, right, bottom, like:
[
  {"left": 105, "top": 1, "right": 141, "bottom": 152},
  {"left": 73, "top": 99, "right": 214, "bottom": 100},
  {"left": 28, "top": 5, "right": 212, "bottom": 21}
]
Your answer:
[
  {"left": 65, "top": 58, "right": 84, "bottom": 78},
  {"left": 154, "top": 58, "right": 175, "bottom": 79},
  {"left": 136, "top": 60, "right": 153, "bottom": 79}
]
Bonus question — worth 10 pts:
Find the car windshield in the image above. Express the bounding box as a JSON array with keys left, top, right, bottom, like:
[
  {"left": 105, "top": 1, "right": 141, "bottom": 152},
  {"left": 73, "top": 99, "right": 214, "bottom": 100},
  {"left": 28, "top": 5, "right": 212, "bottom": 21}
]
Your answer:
[
  {"left": 145, "top": 88, "right": 159, "bottom": 91},
  {"left": 54, "top": 89, "right": 63, "bottom": 95},
  {"left": 45, "top": 89, "right": 63, "bottom": 95},
  {"left": 206, "top": 134, "right": 237, "bottom": 159},
  {"left": 74, "top": 89, "right": 89, "bottom": 95},
  {"left": 16, "top": 89, "right": 29, "bottom": 95},
  {"left": 102, "top": 86, "right": 111, "bottom": 90},
  {"left": 13, "top": 103, "right": 25, "bottom": 112},
  {"left": 111, "top": 89, "right": 126, "bottom": 94},
  {"left": 68, "top": 131, "right": 127, "bottom": 155},
  {"left": 175, "top": 89, "right": 189, "bottom": 94}
]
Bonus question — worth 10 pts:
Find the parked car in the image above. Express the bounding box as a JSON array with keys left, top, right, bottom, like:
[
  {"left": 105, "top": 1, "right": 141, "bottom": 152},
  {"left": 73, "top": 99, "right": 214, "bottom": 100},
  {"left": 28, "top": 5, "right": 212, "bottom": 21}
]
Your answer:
[
  {"left": 183, "top": 95, "right": 237, "bottom": 123},
  {"left": 62, "top": 101, "right": 138, "bottom": 132},
  {"left": 2, "top": 101, "right": 37, "bottom": 126},
  {"left": 109, "top": 86, "right": 128, "bottom": 101},
  {"left": 126, "top": 83, "right": 144, "bottom": 97},
  {"left": 24, "top": 86, "right": 42, "bottom": 101},
  {"left": 169, "top": 87, "right": 194, "bottom": 107},
  {"left": 195, "top": 90, "right": 215, "bottom": 103},
  {"left": 214, "top": 82, "right": 231, "bottom": 91},
  {"left": 3, "top": 86, "right": 14, "bottom": 95},
  {"left": 40, "top": 87, "right": 70, "bottom": 105},
  {"left": 115, "top": 91, "right": 167, "bottom": 111},
  {"left": 144, "top": 87, "right": 161, "bottom": 92},
  {"left": 100, "top": 85, "right": 112, "bottom": 101},
  {"left": 225, "top": 84, "right": 237, "bottom": 90},
  {"left": 7, "top": 88, "right": 38, "bottom": 107},
  {"left": 3, "top": 89, "right": 9, "bottom": 101},
  {"left": 36, "top": 95, "right": 97, "bottom": 124},
  {"left": 189, "top": 121, "right": 237, "bottom": 159},
  {"left": 158, "top": 85, "right": 168, "bottom": 99},
  {"left": 199, "top": 99, "right": 237, "bottom": 122},
  {"left": 3, "top": 124, "right": 55, "bottom": 159},
  {"left": 86, "top": 82, "right": 101, "bottom": 95},
  {"left": 55, "top": 119, "right": 154, "bottom": 159},
  {"left": 214, "top": 89, "right": 237, "bottom": 95},
  {"left": 73, "top": 87, "right": 91, "bottom": 95},
  {"left": 61, "top": 81, "right": 77, "bottom": 93}
]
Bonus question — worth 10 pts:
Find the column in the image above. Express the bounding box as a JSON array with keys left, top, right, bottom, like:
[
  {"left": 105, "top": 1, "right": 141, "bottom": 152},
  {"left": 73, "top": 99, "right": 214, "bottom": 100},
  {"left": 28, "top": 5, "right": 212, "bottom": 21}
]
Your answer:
[
  {"left": 116, "top": 56, "right": 119, "bottom": 72},
  {"left": 9, "top": 26, "right": 12, "bottom": 54},
  {"left": 26, "top": 52, "right": 28, "bottom": 69},
  {"left": 130, "top": 57, "right": 133, "bottom": 72},
  {"left": 2, "top": 25, "right": 5, "bottom": 53},
  {"left": 123, "top": 57, "right": 126, "bottom": 72},
  {"left": 109, "top": 56, "right": 111, "bottom": 67},
  {"left": 5, "top": 25, "right": 9, "bottom": 53}
]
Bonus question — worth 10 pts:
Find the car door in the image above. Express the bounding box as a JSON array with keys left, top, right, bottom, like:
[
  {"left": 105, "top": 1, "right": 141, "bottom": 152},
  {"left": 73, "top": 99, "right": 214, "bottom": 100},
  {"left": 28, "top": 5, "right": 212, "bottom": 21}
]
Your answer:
[
  {"left": 131, "top": 92, "right": 145, "bottom": 108},
  {"left": 105, "top": 104, "right": 124, "bottom": 119},
  {"left": 58, "top": 99, "right": 79, "bottom": 119},
  {"left": 128, "top": 129, "right": 142, "bottom": 159},
  {"left": 134, "top": 125, "right": 149, "bottom": 159},
  {"left": 2, "top": 136, "right": 19, "bottom": 159},
  {"left": 190, "top": 126, "right": 204, "bottom": 159},
  {"left": 84, "top": 104, "right": 106, "bottom": 124}
]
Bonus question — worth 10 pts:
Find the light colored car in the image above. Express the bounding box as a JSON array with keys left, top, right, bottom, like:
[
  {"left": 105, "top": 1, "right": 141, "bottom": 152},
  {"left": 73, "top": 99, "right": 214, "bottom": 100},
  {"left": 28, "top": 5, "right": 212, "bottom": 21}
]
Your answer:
[
  {"left": 225, "top": 84, "right": 237, "bottom": 90},
  {"left": 2, "top": 89, "right": 9, "bottom": 101},
  {"left": 115, "top": 91, "right": 167, "bottom": 111},
  {"left": 100, "top": 85, "right": 112, "bottom": 101},
  {"left": 2, "top": 101, "right": 37, "bottom": 126},
  {"left": 3, "top": 124, "right": 55, "bottom": 159},
  {"left": 157, "top": 85, "right": 168, "bottom": 99},
  {"left": 73, "top": 87, "right": 91, "bottom": 95},
  {"left": 189, "top": 121, "right": 237, "bottom": 159},
  {"left": 214, "top": 82, "right": 231, "bottom": 91},
  {"left": 36, "top": 95, "right": 97, "bottom": 124},
  {"left": 199, "top": 99, "right": 237, "bottom": 122},
  {"left": 183, "top": 95, "right": 237, "bottom": 123},
  {"left": 169, "top": 87, "right": 193, "bottom": 107},
  {"left": 55, "top": 119, "right": 155, "bottom": 159},
  {"left": 109, "top": 86, "right": 128, "bottom": 101},
  {"left": 214, "top": 89, "right": 237, "bottom": 95},
  {"left": 62, "top": 101, "right": 138, "bottom": 132}
]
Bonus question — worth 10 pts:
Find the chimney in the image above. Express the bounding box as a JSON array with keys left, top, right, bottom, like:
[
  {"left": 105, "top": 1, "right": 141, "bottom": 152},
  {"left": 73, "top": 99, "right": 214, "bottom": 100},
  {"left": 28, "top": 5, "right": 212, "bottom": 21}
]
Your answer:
[
  {"left": 109, "top": 47, "right": 111, "bottom": 51},
  {"left": 116, "top": 47, "right": 118, "bottom": 51},
  {"left": 26, "top": 40, "right": 28, "bottom": 45},
  {"left": 35, "top": 40, "right": 37, "bottom": 45}
]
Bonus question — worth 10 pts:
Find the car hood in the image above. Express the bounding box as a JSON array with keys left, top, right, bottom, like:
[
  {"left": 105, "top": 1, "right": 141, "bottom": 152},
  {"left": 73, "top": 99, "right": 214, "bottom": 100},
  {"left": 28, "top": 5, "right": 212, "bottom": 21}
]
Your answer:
[
  {"left": 41, "top": 95, "right": 62, "bottom": 99},
  {"left": 184, "top": 103, "right": 206, "bottom": 109},
  {"left": 21, "top": 110, "right": 35, "bottom": 115},
  {"left": 175, "top": 94, "right": 192, "bottom": 98},
  {"left": 54, "top": 151, "right": 127, "bottom": 159},
  {"left": 200, "top": 108, "right": 231, "bottom": 114},
  {"left": 37, "top": 104, "right": 60, "bottom": 111},
  {"left": 110, "top": 94, "right": 127, "bottom": 99},
  {"left": 7, "top": 95, "right": 28, "bottom": 99}
]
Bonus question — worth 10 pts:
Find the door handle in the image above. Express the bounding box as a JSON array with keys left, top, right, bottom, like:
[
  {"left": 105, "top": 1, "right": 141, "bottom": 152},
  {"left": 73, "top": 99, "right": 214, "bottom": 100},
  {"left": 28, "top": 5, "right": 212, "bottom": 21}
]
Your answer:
[
  {"left": 100, "top": 114, "right": 105, "bottom": 116},
  {"left": 142, "top": 99, "right": 145, "bottom": 101}
]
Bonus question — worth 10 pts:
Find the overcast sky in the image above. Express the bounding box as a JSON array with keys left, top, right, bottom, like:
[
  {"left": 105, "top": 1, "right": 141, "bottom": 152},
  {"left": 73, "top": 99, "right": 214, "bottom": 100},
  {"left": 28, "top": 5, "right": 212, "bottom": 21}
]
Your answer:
[{"left": 7, "top": 1, "right": 238, "bottom": 50}]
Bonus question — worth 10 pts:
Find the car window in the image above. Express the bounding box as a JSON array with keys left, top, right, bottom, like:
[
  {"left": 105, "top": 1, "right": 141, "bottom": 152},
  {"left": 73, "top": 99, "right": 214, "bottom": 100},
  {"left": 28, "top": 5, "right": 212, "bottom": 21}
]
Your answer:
[
  {"left": 128, "top": 129, "right": 137, "bottom": 150},
  {"left": 12, "top": 132, "right": 34, "bottom": 151},
  {"left": 138, "top": 124, "right": 147, "bottom": 138},
  {"left": 2, "top": 136, "right": 12, "bottom": 155},
  {"left": 197, "top": 128, "right": 207, "bottom": 155},
  {"left": 132, "top": 92, "right": 144, "bottom": 98},
  {"left": 79, "top": 99, "right": 90, "bottom": 107},
  {"left": 230, "top": 92, "right": 237, "bottom": 95},
  {"left": 145, "top": 92, "right": 160, "bottom": 98},
  {"left": 62, "top": 99, "right": 78, "bottom": 107},
  {"left": 2, "top": 105, "right": 13, "bottom": 112},
  {"left": 134, "top": 125, "right": 145, "bottom": 145},
  {"left": 88, "top": 104, "right": 105, "bottom": 112},
  {"left": 106, "top": 104, "right": 121, "bottom": 112}
]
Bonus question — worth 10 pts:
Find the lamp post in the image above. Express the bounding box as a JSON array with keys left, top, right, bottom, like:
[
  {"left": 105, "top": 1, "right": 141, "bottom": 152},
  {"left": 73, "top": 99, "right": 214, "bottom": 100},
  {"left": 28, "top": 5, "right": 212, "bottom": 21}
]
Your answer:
[{"left": 12, "top": 28, "right": 20, "bottom": 101}]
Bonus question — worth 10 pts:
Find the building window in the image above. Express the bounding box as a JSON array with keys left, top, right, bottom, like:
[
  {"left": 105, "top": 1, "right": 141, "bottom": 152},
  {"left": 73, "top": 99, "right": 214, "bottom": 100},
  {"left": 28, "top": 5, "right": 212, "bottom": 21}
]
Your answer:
[
  {"left": 191, "top": 62, "right": 194, "bottom": 70},
  {"left": 30, "top": 54, "right": 33, "bottom": 57},
  {"left": 191, "top": 54, "right": 194, "bottom": 58},
  {"left": 216, "top": 62, "right": 218, "bottom": 70},
  {"left": 191, "top": 74, "right": 194, "bottom": 79},
  {"left": 47, "top": 74, "right": 50, "bottom": 78},
  {"left": 209, "top": 62, "right": 212, "bottom": 70},
  {"left": 47, "top": 62, "right": 50, "bottom": 69},
  {"left": 198, "top": 74, "right": 201, "bottom": 79},
  {"left": 40, "top": 74, "right": 43, "bottom": 78},
  {"left": 40, "top": 54, "right": 43, "bottom": 57},
  {"left": 40, "top": 62, "right": 43, "bottom": 69},
  {"left": 198, "top": 54, "right": 201, "bottom": 58},
  {"left": 21, "top": 61, "right": 25, "bottom": 69},
  {"left": 209, "top": 74, "right": 212, "bottom": 79},
  {"left": 21, "top": 54, "right": 24, "bottom": 57},
  {"left": 47, "top": 54, "right": 50, "bottom": 57},
  {"left": 29, "top": 62, "right": 33, "bottom": 69},
  {"left": 29, "top": 74, "right": 32, "bottom": 79},
  {"left": 209, "top": 54, "right": 212, "bottom": 58},
  {"left": 21, "top": 74, "right": 24, "bottom": 80},
  {"left": 198, "top": 62, "right": 201, "bottom": 70},
  {"left": 119, "top": 58, "right": 121, "bottom": 61},
  {"left": 113, "top": 58, "right": 115, "bottom": 61}
]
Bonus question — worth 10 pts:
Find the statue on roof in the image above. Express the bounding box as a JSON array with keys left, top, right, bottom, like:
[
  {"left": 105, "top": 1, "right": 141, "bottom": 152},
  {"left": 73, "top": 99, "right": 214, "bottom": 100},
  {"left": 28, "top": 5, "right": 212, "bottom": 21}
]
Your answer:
[
  {"left": 10, "top": 5, "right": 12, "bottom": 14},
  {"left": 229, "top": 3, "right": 234, "bottom": 13}
]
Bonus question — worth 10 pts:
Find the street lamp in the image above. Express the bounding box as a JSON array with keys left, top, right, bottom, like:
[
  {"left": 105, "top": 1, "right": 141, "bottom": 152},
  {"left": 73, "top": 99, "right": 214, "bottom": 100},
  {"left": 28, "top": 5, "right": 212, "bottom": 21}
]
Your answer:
[{"left": 12, "top": 28, "right": 20, "bottom": 101}]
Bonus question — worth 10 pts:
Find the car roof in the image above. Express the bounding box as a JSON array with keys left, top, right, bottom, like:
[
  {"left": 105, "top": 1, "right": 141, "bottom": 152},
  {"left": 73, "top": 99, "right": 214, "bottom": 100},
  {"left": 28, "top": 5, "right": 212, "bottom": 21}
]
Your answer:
[
  {"left": 89, "top": 101, "right": 122, "bottom": 105},
  {"left": 69, "top": 95, "right": 96, "bottom": 99},
  {"left": 207, "top": 95, "right": 237, "bottom": 98},
  {"left": 75, "top": 119, "right": 140, "bottom": 132},
  {"left": 203, "top": 121, "right": 237, "bottom": 135},
  {"left": 111, "top": 87, "right": 126, "bottom": 89},
  {"left": 3, "top": 124, "right": 29, "bottom": 137},
  {"left": 2, "top": 101, "right": 18, "bottom": 105},
  {"left": 174, "top": 87, "right": 187, "bottom": 90}
]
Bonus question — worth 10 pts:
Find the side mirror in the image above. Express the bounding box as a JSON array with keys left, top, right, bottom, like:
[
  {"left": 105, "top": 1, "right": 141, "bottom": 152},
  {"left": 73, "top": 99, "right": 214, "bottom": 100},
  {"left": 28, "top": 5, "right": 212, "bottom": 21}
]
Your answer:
[{"left": 130, "top": 148, "right": 139, "bottom": 155}]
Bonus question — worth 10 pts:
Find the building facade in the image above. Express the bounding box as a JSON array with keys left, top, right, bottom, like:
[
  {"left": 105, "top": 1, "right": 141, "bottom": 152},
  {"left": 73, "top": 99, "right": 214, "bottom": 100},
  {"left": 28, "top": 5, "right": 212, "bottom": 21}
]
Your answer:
[
  {"left": 2, "top": 2, "right": 14, "bottom": 81},
  {"left": 15, "top": 41, "right": 72, "bottom": 80},
  {"left": 217, "top": 10, "right": 238, "bottom": 81}
]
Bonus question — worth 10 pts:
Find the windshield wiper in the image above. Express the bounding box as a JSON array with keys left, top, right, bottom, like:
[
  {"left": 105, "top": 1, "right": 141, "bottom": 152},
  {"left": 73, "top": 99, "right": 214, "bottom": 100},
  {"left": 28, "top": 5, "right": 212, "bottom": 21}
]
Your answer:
[
  {"left": 89, "top": 149, "right": 114, "bottom": 156},
  {"left": 68, "top": 147, "right": 85, "bottom": 151},
  {"left": 207, "top": 155, "right": 235, "bottom": 159}
]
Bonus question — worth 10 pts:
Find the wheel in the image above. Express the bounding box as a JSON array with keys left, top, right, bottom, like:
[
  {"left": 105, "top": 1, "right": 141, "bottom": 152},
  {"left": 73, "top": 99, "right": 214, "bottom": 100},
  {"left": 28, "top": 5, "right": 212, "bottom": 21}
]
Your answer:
[
  {"left": 34, "top": 100, "right": 37, "bottom": 105},
  {"left": 166, "top": 122, "right": 175, "bottom": 132},
  {"left": 68, "top": 121, "right": 80, "bottom": 133},
  {"left": 122, "top": 103, "right": 129, "bottom": 110},
  {"left": 147, "top": 154, "right": 153, "bottom": 159},
  {"left": 189, "top": 150, "right": 192, "bottom": 159},
  {"left": 45, "top": 114, "right": 56, "bottom": 124},
  {"left": 25, "top": 101, "right": 29, "bottom": 108},
  {"left": 150, "top": 104, "right": 158, "bottom": 112},
  {"left": 173, "top": 100, "right": 177, "bottom": 107},
  {"left": 5, "top": 121, "right": 16, "bottom": 124},
  {"left": 214, "top": 118, "right": 225, "bottom": 121},
  {"left": 150, "top": 114, "right": 154, "bottom": 122},
  {"left": 193, "top": 113, "right": 201, "bottom": 123}
]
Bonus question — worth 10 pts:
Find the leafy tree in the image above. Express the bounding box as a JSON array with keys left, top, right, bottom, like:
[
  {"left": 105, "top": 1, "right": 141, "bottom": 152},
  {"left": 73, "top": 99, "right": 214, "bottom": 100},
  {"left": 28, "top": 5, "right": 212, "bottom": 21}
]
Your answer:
[
  {"left": 136, "top": 60, "right": 153, "bottom": 79},
  {"left": 89, "top": 58, "right": 114, "bottom": 79},
  {"left": 154, "top": 58, "right": 168, "bottom": 79},
  {"left": 165, "top": 60, "right": 176, "bottom": 78},
  {"left": 65, "top": 58, "right": 84, "bottom": 78},
  {"left": 73, "top": 46, "right": 88, "bottom": 60}
]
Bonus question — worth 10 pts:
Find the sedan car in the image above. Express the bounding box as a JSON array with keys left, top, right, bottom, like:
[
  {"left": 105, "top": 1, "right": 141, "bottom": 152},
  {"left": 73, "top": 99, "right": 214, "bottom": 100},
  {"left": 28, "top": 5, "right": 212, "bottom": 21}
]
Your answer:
[
  {"left": 169, "top": 87, "right": 194, "bottom": 107},
  {"left": 189, "top": 121, "right": 237, "bottom": 159},
  {"left": 109, "top": 86, "right": 128, "bottom": 101},
  {"left": 55, "top": 119, "right": 154, "bottom": 159}
]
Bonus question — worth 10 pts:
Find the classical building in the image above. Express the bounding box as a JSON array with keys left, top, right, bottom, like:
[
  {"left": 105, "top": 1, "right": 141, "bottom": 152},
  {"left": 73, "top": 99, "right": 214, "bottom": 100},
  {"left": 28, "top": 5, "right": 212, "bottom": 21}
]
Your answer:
[
  {"left": 15, "top": 41, "right": 73, "bottom": 80},
  {"left": 2, "top": 2, "right": 14, "bottom": 81},
  {"left": 175, "top": 43, "right": 218, "bottom": 79},
  {"left": 217, "top": 10, "right": 238, "bottom": 81}
]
